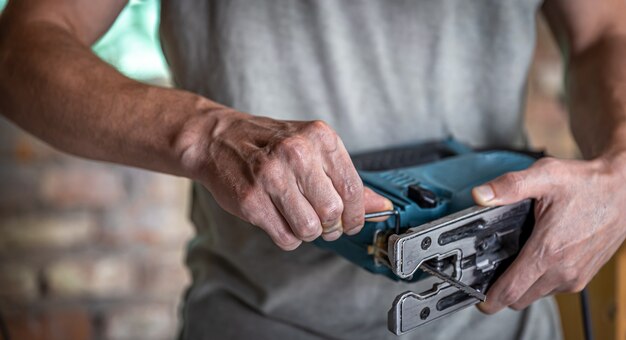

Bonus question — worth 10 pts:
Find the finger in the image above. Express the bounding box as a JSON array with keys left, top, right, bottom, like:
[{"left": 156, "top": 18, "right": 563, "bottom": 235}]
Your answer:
[
  {"left": 476, "top": 236, "right": 547, "bottom": 314},
  {"left": 364, "top": 187, "right": 393, "bottom": 222},
  {"left": 252, "top": 195, "right": 303, "bottom": 251},
  {"left": 270, "top": 179, "right": 324, "bottom": 242},
  {"left": 472, "top": 161, "right": 554, "bottom": 206},
  {"left": 323, "top": 139, "right": 365, "bottom": 236},
  {"left": 295, "top": 167, "right": 344, "bottom": 238}
]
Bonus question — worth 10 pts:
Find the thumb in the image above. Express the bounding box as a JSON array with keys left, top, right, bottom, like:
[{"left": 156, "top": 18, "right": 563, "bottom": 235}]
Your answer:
[
  {"left": 472, "top": 167, "right": 547, "bottom": 206},
  {"left": 364, "top": 187, "right": 393, "bottom": 221}
]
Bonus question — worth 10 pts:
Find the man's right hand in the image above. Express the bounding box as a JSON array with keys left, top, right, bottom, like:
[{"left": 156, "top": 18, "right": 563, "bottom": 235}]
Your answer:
[
  {"left": 0, "top": 1, "right": 391, "bottom": 251},
  {"left": 182, "top": 111, "right": 392, "bottom": 250}
]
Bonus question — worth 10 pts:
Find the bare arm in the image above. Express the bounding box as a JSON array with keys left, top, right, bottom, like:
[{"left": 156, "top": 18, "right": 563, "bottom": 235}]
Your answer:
[
  {"left": 476, "top": 0, "right": 626, "bottom": 313},
  {"left": 544, "top": 0, "right": 626, "bottom": 159},
  {"left": 0, "top": 0, "right": 391, "bottom": 250},
  {"left": 0, "top": 0, "right": 226, "bottom": 176}
]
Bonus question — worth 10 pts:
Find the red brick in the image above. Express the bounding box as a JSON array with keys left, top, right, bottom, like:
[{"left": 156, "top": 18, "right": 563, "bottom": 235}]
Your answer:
[
  {"left": 0, "top": 263, "right": 39, "bottom": 302},
  {"left": 0, "top": 117, "right": 63, "bottom": 162},
  {"left": 0, "top": 213, "right": 97, "bottom": 250},
  {"left": 0, "top": 164, "right": 40, "bottom": 212},
  {"left": 4, "top": 307, "right": 93, "bottom": 340},
  {"left": 145, "top": 174, "right": 190, "bottom": 205},
  {"left": 101, "top": 203, "right": 193, "bottom": 246},
  {"left": 141, "top": 249, "right": 190, "bottom": 296},
  {"left": 13, "top": 134, "right": 65, "bottom": 163},
  {"left": 126, "top": 169, "right": 190, "bottom": 205},
  {"left": 104, "top": 303, "right": 176, "bottom": 340},
  {"left": 40, "top": 164, "right": 125, "bottom": 209},
  {"left": 45, "top": 255, "right": 135, "bottom": 298}
]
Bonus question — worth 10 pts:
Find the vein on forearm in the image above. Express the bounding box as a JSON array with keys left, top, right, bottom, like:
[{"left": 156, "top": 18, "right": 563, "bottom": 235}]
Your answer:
[{"left": 0, "top": 19, "right": 222, "bottom": 177}]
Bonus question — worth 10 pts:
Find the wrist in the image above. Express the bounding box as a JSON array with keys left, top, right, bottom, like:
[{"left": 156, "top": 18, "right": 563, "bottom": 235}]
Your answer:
[
  {"left": 174, "top": 97, "right": 247, "bottom": 181},
  {"left": 595, "top": 146, "right": 626, "bottom": 181}
]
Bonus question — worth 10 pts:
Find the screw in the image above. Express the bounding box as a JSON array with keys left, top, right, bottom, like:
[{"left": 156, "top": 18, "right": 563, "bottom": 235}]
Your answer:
[
  {"left": 431, "top": 260, "right": 445, "bottom": 270},
  {"left": 421, "top": 237, "right": 431, "bottom": 250},
  {"left": 420, "top": 307, "right": 430, "bottom": 320}
]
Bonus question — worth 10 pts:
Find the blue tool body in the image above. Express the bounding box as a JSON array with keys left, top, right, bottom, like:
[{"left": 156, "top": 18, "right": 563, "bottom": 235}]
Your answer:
[{"left": 314, "top": 140, "right": 536, "bottom": 281}]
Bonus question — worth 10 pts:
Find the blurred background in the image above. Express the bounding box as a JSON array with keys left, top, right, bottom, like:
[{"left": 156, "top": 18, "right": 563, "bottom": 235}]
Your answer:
[
  {"left": 0, "top": 1, "right": 621, "bottom": 339},
  {"left": 0, "top": 1, "right": 192, "bottom": 339}
]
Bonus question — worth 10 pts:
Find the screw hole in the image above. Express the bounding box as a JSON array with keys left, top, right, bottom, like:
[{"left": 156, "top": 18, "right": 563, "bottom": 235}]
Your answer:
[
  {"left": 420, "top": 307, "right": 430, "bottom": 320},
  {"left": 421, "top": 237, "right": 432, "bottom": 250}
]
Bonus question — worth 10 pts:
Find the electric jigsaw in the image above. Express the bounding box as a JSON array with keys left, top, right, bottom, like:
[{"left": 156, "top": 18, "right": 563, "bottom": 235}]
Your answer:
[{"left": 314, "top": 139, "right": 539, "bottom": 335}]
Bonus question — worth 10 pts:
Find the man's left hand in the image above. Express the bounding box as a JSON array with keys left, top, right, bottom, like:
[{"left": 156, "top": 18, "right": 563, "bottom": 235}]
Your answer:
[{"left": 472, "top": 156, "right": 626, "bottom": 313}]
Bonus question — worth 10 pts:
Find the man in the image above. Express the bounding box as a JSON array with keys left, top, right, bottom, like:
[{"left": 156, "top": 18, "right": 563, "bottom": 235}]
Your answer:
[{"left": 1, "top": 0, "right": 625, "bottom": 339}]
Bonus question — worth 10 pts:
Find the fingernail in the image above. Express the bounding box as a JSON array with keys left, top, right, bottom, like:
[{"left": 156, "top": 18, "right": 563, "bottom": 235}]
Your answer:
[
  {"left": 383, "top": 199, "right": 394, "bottom": 210},
  {"left": 322, "top": 230, "right": 342, "bottom": 241},
  {"left": 476, "top": 301, "right": 494, "bottom": 314},
  {"left": 474, "top": 185, "right": 495, "bottom": 202},
  {"left": 322, "top": 221, "right": 342, "bottom": 234},
  {"left": 345, "top": 225, "right": 363, "bottom": 236}
]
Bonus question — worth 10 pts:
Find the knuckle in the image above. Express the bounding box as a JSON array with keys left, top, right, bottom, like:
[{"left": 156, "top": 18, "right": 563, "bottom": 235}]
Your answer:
[
  {"left": 296, "top": 217, "right": 322, "bottom": 239},
  {"left": 558, "top": 267, "right": 578, "bottom": 285},
  {"left": 272, "top": 227, "right": 300, "bottom": 250},
  {"left": 501, "top": 172, "right": 524, "bottom": 195},
  {"left": 344, "top": 213, "right": 365, "bottom": 229},
  {"left": 306, "top": 120, "right": 339, "bottom": 150},
  {"left": 276, "top": 136, "right": 310, "bottom": 162},
  {"left": 341, "top": 177, "right": 363, "bottom": 202},
  {"left": 570, "top": 280, "right": 587, "bottom": 293},
  {"left": 564, "top": 276, "right": 587, "bottom": 293},
  {"left": 257, "top": 159, "right": 283, "bottom": 185},
  {"left": 307, "top": 120, "right": 333, "bottom": 134},
  {"left": 319, "top": 200, "right": 343, "bottom": 224},
  {"left": 238, "top": 190, "right": 261, "bottom": 222}
]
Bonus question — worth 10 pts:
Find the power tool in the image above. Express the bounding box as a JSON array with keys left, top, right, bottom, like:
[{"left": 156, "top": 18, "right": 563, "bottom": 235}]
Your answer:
[{"left": 314, "top": 139, "right": 539, "bottom": 335}]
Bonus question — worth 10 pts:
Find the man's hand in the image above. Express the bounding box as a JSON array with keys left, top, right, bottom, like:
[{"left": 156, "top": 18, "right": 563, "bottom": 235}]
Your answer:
[
  {"left": 0, "top": 1, "right": 391, "bottom": 251},
  {"left": 473, "top": 0, "right": 626, "bottom": 314},
  {"left": 471, "top": 156, "right": 626, "bottom": 313},
  {"left": 183, "top": 111, "right": 392, "bottom": 250}
]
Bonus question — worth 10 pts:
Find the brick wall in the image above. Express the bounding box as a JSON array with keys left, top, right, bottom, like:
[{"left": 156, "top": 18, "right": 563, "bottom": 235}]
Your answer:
[
  {"left": 0, "top": 116, "right": 193, "bottom": 340},
  {"left": 0, "top": 13, "right": 575, "bottom": 340}
]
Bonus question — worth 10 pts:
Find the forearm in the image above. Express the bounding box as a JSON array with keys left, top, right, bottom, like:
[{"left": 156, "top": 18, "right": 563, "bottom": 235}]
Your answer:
[
  {"left": 568, "top": 33, "right": 626, "bottom": 160},
  {"left": 0, "top": 13, "right": 230, "bottom": 178}
]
